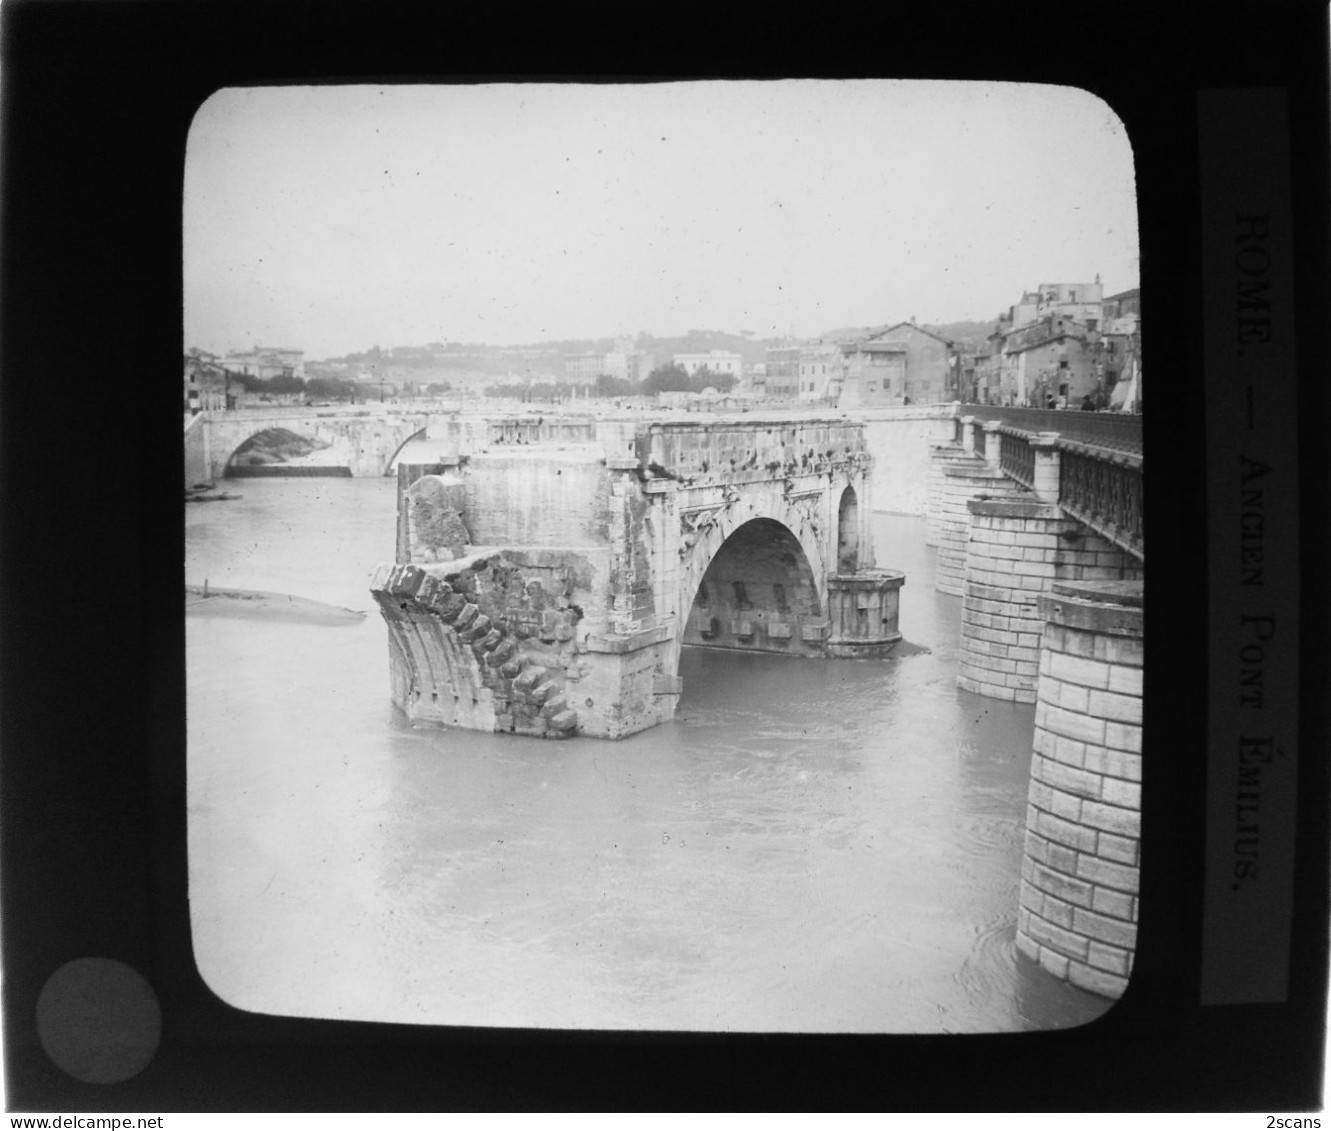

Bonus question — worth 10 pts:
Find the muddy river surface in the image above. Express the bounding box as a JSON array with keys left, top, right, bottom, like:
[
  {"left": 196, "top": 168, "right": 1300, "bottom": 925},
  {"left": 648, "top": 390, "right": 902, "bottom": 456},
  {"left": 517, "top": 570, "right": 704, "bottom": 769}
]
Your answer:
[{"left": 185, "top": 474, "right": 1108, "bottom": 1033}]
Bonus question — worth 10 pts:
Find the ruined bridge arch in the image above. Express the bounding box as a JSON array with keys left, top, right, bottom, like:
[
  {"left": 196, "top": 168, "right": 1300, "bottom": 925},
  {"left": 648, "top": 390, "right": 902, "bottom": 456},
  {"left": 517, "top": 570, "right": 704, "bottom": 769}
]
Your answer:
[
  {"left": 683, "top": 511, "right": 826, "bottom": 624},
  {"left": 370, "top": 415, "right": 905, "bottom": 740},
  {"left": 666, "top": 492, "right": 832, "bottom": 676}
]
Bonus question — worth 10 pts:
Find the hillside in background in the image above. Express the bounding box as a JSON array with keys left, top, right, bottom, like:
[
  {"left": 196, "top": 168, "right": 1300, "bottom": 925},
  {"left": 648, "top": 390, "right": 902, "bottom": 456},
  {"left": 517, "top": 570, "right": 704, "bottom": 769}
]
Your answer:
[
  {"left": 925, "top": 319, "right": 1003, "bottom": 351},
  {"left": 301, "top": 317, "right": 1004, "bottom": 390},
  {"left": 812, "top": 323, "right": 883, "bottom": 343},
  {"left": 307, "top": 328, "right": 788, "bottom": 387}
]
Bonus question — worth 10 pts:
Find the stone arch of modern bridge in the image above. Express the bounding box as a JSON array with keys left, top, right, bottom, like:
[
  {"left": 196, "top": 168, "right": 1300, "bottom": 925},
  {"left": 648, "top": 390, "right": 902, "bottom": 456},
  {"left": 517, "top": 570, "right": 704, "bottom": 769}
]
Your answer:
[{"left": 370, "top": 414, "right": 906, "bottom": 740}]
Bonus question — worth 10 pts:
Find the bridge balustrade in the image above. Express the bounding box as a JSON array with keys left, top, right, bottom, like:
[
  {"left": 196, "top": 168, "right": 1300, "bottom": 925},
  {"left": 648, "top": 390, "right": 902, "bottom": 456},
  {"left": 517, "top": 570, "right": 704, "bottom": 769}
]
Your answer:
[
  {"left": 487, "top": 417, "right": 598, "bottom": 446},
  {"left": 953, "top": 408, "right": 1143, "bottom": 560},
  {"left": 998, "top": 428, "right": 1036, "bottom": 489},
  {"left": 957, "top": 406, "right": 1141, "bottom": 454},
  {"left": 1056, "top": 443, "right": 1144, "bottom": 559}
]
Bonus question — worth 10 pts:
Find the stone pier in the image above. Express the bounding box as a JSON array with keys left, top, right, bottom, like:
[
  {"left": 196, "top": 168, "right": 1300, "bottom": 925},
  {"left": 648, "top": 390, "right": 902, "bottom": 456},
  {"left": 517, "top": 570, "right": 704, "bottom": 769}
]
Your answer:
[
  {"left": 933, "top": 458, "right": 1026, "bottom": 596},
  {"left": 1015, "top": 580, "right": 1144, "bottom": 999},
  {"left": 925, "top": 441, "right": 981, "bottom": 547},
  {"left": 957, "top": 499, "right": 1144, "bottom": 703}
]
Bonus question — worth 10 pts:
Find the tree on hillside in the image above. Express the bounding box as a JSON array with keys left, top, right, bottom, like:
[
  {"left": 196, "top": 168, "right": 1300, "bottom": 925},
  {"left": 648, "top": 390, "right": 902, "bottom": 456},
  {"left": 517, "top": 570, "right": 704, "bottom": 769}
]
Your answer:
[
  {"left": 594, "top": 373, "right": 639, "bottom": 398},
  {"left": 235, "top": 372, "right": 305, "bottom": 396},
  {"left": 353, "top": 382, "right": 383, "bottom": 402},
  {"left": 305, "top": 376, "right": 355, "bottom": 401},
  {"left": 269, "top": 373, "right": 306, "bottom": 395},
  {"left": 690, "top": 364, "right": 738, "bottom": 394},
  {"left": 642, "top": 362, "right": 692, "bottom": 395}
]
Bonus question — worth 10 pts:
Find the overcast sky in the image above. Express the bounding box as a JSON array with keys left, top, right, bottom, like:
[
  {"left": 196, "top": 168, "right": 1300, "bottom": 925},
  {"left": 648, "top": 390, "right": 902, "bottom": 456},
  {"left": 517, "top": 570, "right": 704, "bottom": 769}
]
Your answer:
[{"left": 183, "top": 81, "right": 1138, "bottom": 359}]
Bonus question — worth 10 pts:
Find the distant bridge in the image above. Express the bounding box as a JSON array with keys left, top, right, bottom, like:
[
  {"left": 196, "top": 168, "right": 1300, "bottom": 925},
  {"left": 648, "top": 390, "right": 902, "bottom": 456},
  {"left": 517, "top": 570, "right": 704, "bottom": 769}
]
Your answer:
[{"left": 183, "top": 406, "right": 434, "bottom": 487}]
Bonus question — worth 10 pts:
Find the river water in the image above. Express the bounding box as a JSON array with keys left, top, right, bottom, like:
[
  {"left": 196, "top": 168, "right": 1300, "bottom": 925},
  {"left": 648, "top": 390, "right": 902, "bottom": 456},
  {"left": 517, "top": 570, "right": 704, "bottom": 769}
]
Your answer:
[{"left": 185, "top": 474, "right": 1108, "bottom": 1033}]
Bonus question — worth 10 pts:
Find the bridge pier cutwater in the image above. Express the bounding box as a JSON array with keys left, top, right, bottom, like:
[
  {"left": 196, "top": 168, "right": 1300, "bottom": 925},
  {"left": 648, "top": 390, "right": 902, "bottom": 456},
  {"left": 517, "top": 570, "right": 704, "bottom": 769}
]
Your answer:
[
  {"left": 369, "top": 416, "right": 905, "bottom": 740},
  {"left": 1016, "top": 580, "right": 1144, "bottom": 999}
]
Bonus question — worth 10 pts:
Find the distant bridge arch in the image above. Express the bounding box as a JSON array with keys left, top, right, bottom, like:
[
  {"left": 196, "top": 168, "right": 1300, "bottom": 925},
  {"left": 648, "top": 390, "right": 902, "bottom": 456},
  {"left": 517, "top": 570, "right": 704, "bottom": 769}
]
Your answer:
[
  {"left": 383, "top": 426, "right": 432, "bottom": 475},
  {"left": 184, "top": 407, "right": 434, "bottom": 486}
]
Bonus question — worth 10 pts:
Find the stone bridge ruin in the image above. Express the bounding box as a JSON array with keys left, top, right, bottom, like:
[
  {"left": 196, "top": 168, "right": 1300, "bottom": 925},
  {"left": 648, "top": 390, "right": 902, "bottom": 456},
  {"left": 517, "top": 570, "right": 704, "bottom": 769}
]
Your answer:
[{"left": 370, "top": 415, "right": 906, "bottom": 739}]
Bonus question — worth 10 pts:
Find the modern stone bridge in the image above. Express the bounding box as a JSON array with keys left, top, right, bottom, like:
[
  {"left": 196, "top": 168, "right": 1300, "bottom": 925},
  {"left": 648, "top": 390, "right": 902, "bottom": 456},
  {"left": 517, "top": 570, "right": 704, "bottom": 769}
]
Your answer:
[
  {"left": 369, "top": 415, "right": 905, "bottom": 739},
  {"left": 183, "top": 405, "right": 433, "bottom": 487},
  {"left": 925, "top": 407, "right": 1145, "bottom": 1002}
]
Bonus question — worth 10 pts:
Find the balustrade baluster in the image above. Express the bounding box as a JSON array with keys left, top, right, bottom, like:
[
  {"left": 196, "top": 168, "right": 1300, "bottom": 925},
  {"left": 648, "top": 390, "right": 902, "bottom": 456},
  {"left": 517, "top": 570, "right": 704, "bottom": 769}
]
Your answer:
[{"left": 998, "top": 427, "right": 1036, "bottom": 489}]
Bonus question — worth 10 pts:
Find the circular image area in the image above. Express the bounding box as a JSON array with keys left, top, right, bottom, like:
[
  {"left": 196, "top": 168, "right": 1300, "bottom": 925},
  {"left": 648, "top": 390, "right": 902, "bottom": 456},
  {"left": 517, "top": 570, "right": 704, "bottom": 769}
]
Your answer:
[{"left": 36, "top": 957, "right": 161, "bottom": 1084}]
